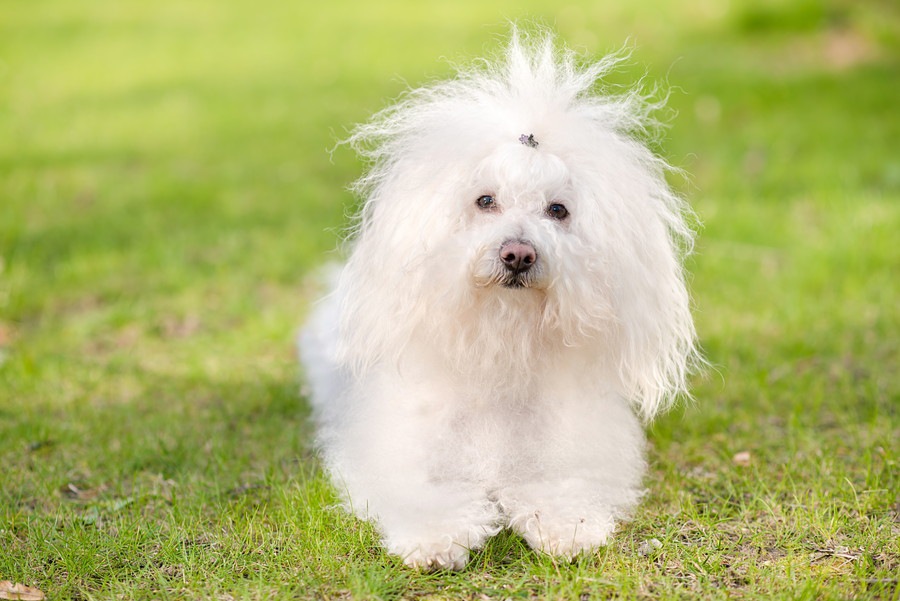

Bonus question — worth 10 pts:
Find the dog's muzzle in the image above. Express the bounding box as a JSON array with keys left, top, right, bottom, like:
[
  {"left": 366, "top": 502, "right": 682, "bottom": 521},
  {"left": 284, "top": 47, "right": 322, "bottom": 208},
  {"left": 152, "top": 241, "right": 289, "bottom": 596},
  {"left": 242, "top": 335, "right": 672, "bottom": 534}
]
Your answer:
[{"left": 499, "top": 239, "right": 537, "bottom": 288}]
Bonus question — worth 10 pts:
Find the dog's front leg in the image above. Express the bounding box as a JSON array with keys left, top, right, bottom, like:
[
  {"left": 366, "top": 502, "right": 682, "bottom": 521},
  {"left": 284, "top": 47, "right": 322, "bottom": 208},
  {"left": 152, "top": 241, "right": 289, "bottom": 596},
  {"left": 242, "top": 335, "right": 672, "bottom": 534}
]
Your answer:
[
  {"left": 497, "top": 391, "right": 647, "bottom": 559},
  {"left": 324, "top": 373, "right": 502, "bottom": 570}
]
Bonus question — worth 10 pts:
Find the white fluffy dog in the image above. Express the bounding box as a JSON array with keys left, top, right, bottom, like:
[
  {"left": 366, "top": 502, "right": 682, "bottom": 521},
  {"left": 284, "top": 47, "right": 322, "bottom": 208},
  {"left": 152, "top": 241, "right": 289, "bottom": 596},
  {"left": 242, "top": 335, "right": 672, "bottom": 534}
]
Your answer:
[{"left": 301, "top": 30, "right": 699, "bottom": 570}]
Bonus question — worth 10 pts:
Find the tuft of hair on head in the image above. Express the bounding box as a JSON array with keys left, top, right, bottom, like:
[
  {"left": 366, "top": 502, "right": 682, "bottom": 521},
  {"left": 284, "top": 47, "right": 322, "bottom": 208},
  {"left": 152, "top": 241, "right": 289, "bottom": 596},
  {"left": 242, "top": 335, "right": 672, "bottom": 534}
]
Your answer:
[{"left": 343, "top": 24, "right": 678, "bottom": 229}]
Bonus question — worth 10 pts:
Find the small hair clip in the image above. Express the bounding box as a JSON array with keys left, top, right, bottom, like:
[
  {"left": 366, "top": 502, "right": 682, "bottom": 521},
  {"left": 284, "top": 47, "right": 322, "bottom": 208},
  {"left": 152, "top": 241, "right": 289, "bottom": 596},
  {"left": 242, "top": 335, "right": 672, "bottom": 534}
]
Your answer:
[{"left": 519, "top": 133, "right": 539, "bottom": 148}]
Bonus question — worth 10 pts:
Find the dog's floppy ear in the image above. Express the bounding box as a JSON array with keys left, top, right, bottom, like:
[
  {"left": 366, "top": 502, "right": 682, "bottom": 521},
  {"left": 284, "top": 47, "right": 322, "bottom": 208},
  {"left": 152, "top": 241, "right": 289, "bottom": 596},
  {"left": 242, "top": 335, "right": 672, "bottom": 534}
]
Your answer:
[{"left": 598, "top": 163, "right": 701, "bottom": 421}]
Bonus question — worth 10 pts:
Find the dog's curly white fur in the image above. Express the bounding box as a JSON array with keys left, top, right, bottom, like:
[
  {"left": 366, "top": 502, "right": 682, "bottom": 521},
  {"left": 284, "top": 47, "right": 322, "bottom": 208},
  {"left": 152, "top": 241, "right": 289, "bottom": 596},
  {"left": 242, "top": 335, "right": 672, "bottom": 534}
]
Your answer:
[{"left": 300, "top": 29, "right": 700, "bottom": 570}]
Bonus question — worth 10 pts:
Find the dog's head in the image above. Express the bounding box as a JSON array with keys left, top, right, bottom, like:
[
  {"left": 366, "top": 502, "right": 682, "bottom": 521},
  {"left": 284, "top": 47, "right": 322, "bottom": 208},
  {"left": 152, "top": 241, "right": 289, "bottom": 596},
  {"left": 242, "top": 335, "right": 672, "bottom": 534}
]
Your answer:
[
  {"left": 465, "top": 142, "right": 572, "bottom": 292},
  {"left": 335, "top": 29, "right": 700, "bottom": 418}
]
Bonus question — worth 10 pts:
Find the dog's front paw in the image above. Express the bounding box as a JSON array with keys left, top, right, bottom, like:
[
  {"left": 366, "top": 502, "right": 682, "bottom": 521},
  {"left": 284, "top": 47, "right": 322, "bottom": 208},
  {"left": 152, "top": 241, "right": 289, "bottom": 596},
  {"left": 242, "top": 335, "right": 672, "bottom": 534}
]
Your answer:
[
  {"left": 377, "top": 496, "right": 502, "bottom": 570},
  {"left": 398, "top": 545, "right": 469, "bottom": 572},
  {"left": 388, "top": 538, "right": 470, "bottom": 571},
  {"left": 510, "top": 510, "right": 616, "bottom": 559}
]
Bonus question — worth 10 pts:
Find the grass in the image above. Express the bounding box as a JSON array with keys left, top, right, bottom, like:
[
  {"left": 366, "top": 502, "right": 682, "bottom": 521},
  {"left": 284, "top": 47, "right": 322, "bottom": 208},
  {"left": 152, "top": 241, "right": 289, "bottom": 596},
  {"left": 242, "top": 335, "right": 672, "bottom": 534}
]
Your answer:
[{"left": 1, "top": 0, "right": 898, "bottom": 599}]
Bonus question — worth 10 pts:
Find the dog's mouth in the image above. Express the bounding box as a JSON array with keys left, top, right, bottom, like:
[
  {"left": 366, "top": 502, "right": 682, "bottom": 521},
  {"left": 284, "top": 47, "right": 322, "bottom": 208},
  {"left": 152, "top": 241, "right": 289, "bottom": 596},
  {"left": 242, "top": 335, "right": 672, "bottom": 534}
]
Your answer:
[
  {"left": 474, "top": 271, "right": 537, "bottom": 290},
  {"left": 497, "top": 270, "right": 542, "bottom": 289},
  {"left": 500, "top": 275, "right": 530, "bottom": 289}
]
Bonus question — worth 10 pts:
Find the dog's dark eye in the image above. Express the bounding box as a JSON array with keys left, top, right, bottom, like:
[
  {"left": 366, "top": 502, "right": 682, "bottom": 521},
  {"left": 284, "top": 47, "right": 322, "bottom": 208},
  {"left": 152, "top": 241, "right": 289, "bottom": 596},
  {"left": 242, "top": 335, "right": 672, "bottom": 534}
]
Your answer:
[
  {"left": 546, "top": 203, "right": 569, "bottom": 220},
  {"left": 476, "top": 195, "right": 496, "bottom": 210}
]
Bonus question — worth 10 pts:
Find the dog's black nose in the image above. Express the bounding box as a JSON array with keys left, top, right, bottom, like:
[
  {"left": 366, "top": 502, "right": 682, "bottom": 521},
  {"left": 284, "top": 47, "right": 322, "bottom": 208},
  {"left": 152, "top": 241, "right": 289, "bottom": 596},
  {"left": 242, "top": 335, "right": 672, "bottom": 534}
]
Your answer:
[{"left": 499, "top": 240, "right": 537, "bottom": 273}]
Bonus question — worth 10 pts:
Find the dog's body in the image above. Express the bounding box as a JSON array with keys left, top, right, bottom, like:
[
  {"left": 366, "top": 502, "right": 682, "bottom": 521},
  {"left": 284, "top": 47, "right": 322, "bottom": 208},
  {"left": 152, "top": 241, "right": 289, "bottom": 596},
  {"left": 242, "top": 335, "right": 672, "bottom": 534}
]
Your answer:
[{"left": 301, "top": 30, "right": 698, "bottom": 570}]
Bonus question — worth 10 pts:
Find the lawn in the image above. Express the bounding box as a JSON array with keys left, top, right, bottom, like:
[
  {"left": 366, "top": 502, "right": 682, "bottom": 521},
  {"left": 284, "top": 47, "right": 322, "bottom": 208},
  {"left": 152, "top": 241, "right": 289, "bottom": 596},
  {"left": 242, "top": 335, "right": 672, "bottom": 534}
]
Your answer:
[{"left": 1, "top": 0, "right": 898, "bottom": 599}]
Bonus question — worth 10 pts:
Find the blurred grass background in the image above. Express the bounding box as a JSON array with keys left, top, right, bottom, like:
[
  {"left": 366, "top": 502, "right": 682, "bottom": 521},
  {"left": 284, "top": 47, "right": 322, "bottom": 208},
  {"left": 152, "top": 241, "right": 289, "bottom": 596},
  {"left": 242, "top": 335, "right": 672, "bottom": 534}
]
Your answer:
[{"left": 1, "top": 0, "right": 898, "bottom": 599}]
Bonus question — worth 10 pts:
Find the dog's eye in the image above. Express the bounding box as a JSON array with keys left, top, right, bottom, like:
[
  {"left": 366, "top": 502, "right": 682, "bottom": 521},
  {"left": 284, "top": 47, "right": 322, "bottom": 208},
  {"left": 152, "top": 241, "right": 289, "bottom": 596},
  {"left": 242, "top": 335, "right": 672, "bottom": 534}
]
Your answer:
[
  {"left": 546, "top": 203, "right": 569, "bottom": 220},
  {"left": 476, "top": 195, "right": 496, "bottom": 210}
]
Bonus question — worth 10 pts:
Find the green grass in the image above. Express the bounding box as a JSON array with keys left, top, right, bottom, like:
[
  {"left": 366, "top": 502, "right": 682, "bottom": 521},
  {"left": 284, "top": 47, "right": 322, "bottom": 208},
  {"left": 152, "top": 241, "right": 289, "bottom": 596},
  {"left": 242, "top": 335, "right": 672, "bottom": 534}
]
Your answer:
[{"left": 1, "top": 0, "right": 898, "bottom": 599}]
